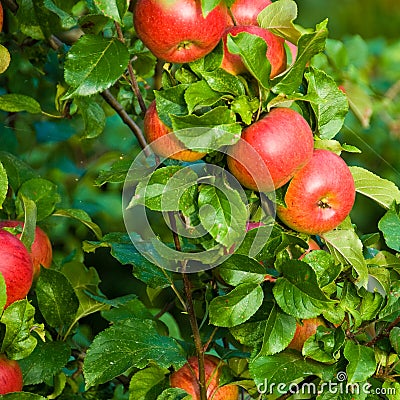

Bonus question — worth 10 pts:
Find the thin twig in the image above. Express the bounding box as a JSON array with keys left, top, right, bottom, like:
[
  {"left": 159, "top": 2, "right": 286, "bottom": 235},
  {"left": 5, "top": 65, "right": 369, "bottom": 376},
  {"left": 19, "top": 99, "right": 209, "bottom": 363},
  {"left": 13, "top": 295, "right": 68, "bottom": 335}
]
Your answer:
[{"left": 365, "top": 316, "right": 400, "bottom": 347}]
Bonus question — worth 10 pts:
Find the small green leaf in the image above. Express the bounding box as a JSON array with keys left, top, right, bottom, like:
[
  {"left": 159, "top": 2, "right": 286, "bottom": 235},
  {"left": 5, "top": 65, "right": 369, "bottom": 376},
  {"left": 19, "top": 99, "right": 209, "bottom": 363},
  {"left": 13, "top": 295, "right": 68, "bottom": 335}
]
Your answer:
[
  {"left": 156, "top": 388, "right": 190, "bottom": 400},
  {"left": 19, "top": 196, "right": 37, "bottom": 251},
  {"left": 93, "top": 0, "right": 128, "bottom": 23},
  {"left": 0, "top": 273, "right": 6, "bottom": 314},
  {"left": 184, "top": 80, "right": 223, "bottom": 113},
  {"left": 209, "top": 283, "right": 264, "bottom": 327},
  {"left": 0, "top": 94, "right": 42, "bottom": 114},
  {"left": 344, "top": 341, "right": 376, "bottom": 383},
  {"left": 344, "top": 81, "right": 373, "bottom": 128},
  {"left": 378, "top": 203, "right": 400, "bottom": 252},
  {"left": 64, "top": 35, "right": 129, "bottom": 97},
  {"left": 389, "top": 327, "right": 400, "bottom": 355},
  {"left": 0, "top": 162, "right": 8, "bottom": 209},
  {"left": 200, "top": 0, "right": 220, "bottom": 17},
  {"left": 43, "top": 0, "right": 77, "bottom": 28},
  {"left": 231, "top": 96, "right": 260, "bottom": 125},
  {"left": 129, "top": 365, "right": 168, "bottom": 400},
  {"left": 154, "top": 85, "right": 188, "bottom": 127},
  {"left": 202, "top": 69, "right": 246, "bottom": 96},
  {"left": 75, "top": 97, "right": 106, "bottom": 139}
]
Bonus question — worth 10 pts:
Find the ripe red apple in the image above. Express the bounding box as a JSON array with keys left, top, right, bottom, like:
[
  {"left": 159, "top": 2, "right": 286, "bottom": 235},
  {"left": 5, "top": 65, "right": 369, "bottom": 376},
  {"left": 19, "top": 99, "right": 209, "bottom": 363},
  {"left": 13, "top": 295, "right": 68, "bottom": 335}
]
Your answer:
[
  {"left": 276, "top": 149, "right": 356, "bottom": 235},
  {"left": 144, "top": 101, "right": 206, "bottom": 162},
  {"left": 229, "top": 0, "right": 272, "bottom": 26},
  {"left": 0, "top": 354, "right": 23, "bottom": 394},
  {"left": 0, "top": 230, "right": 34, "bottom": 308},
  {"left": 221, "top": 25, "right": 286, "bottom": 78},
  {"left": 287, "top": 318, "right": 325, "bottom": 351},
  {"left": 227, "top": 107, "right": 314, "bottom": 192},
  {"left": 170, "top": 355, "right": 238, "bottom": 399},
  {"left": 133, "top": 0, "right": 228, "bottom": 63},
  {"left": 0, "top": 221, "right": 52, "bottom": 280}
]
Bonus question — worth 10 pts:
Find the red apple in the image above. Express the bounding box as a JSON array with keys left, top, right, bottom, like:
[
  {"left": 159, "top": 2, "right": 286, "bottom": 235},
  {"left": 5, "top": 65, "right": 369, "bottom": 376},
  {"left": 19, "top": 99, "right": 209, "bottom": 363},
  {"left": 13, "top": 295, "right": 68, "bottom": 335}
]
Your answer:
[
  {"left": 0, "top": 3, "right": 3, "bottom": 32},
  {"left": 287, "top": 318, "right": 325, "bottom": 351},
  {"left": 170, "top": 355, "right": 238, "bottom": 399},
  {"left": 0, "top": 230, "right": 34, "bottom": 308},
  {"left": 144, "top": 101, "right": 206, "bottom": 162},
  {"left": 221, "top": 25, "right": 286, "bottom": 78},
  {"left": 0, "top": 354, "right": 23, "bottom": 394},
  {"left": 276, "top": 149, "right": 356, "bottom": 235},
  {"left": 229, "top": 0, "right": 272, "bottom": 26},
  {"left": 0, "top": 221, "right": 52, "bottom": 280},
  {"left": 133, "top": 0, "right": 228, "bottom": 63},
  {"left": 227, "top": 107, "right": 314, "bottom": 192}
]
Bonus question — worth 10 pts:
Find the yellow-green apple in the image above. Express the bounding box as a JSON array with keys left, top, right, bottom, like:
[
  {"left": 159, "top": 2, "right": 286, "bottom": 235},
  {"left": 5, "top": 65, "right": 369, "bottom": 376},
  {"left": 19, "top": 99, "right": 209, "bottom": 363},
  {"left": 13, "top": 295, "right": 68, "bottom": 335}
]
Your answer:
[
  {"left": 287, "top": 318, "right": 325, "bottom": 351},
  {"left": 170, "top": 355, "right": 239, "bottom": 399},
  {"left": 227, "top": 107, "right": 314, "bottom": 192},
  {"left": 144, "top": 100, "right": 206, "bottom": 161},
  {"left": 229, "top": 0, "right": 272, "bottom": 26},
  {"left": 221, "top": 25, "right": 286, "bottom": 78},
  {"left": 276, "top": 149, "right": 356, "bottom": 235},
  {"left": 133, "top": 0, "right": 228, "bottom": 63},
  {"left": 0, "top": 221, "right": 52, "bottom": 280},
  {"left": 0, "top": 354, "right": 23, "bottom": 394},
  {"left": 0, "top": 230, "right": 34, "bottom": 308}
]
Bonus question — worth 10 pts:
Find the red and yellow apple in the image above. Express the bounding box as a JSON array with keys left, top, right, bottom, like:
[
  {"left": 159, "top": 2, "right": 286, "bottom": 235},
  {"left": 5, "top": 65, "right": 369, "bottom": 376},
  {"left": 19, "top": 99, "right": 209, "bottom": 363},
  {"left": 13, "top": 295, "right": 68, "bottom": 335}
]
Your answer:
[
  {"left": 0, "top": 354, "right": 23, "bottom": 394},
  {"left": 170, "top": 355, "right": 239, "bottom": 399},
  {"left": 227, "top": 107, "right": 314, "bottom": 192},
  {"left": 0, "top": 221, "right": 52, "bottom": 280},
  {"left": 133, "top": 0, "right": 228, "bottom": 63},
  {"left": 287, "top": 318, "right": 326, "bottom": 352},
  {"left": 221, "top": 25, "right": 286, "bottom": 78},
  {"left": 144, "top": 101, "right": 205, "bottom": 161},
  {"left": 277, "top": 149, "right": 356, "bottom": 235},
  {"left": 229, "top": 0, "right": 272, "bottom": 26}
]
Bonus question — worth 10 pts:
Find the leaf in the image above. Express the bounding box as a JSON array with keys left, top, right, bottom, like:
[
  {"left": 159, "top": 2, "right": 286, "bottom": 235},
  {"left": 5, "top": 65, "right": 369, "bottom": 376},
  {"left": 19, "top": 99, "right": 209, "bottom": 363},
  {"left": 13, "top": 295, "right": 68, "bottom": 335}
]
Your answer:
[
  {"left": 202, "top": 69, "right": 246, "bottom": 96},
  {"left": 255, "top": 305, "right": 297, "bottom": 357},
  {"left": 305, "top": 67, "right": 348, "bottom": 139},
  {"left": 52, "top": 208, "right": 103, "bottom": 239},
  {"left": 35, "top": 268, "right": 79, "bottom": 332},
  {"left": 0, "top": 162, "right": 7, "bottom": 210},
  {"left": 64, "top": 35, "right": 129, "bottom": 97},
  {"left": 257, "top": 0, "right": 302, "bottom": 43},
  {"left": 209, "top": 283, "right": 264, "bottom": 327},
  {"left": 129, "top": 365, "right": 168, "bottom": 400},
  {"left": 344, "top": 341, "right": 376, "bottom": 383},
  {"left": 0, "top": 274, "right": 6, "bottom": 314},
  {"left": 227, "top": 32, "right": 271, "bottom": 89},
  {"left": 16, "top": 0, "right": 45, "bottom": 39},
  {"left": 344, "top": 81, "right": 373, "bottom": 128},
  {"left": 0, "top": 300, "right": 38, "bottom": 359},
  {"left": 83, "top": 318, "right": 186, "bottom": 388},
  {"left": 18, "top": 340, "right": 71, "bottom": 385},
  {"left": 322, "top": 228, "right": 369, "bottom": 289},
  {"left": 378, "top": 203, "right": 400, "bottom": 252},
  {"left": 75, "top": 97, "right": 106, "bottom": 139},
  {"left": 93, "top": 0, "right": 128, "bottom": 24},
  {"left": 0, "top": 394, "right": 47, "bottom": 399},
  {"left": 231, "top": 96, "right": 260, "bottom": 125},
  {"left": 156, "top": 388, "right": 190, "bottom": 400},
  {"left": 200, "top": 0, "right": 220, "bottom": 17},
  {"left": 95, "top": 157, "right": 132, "bottom": 186},
  {"left": 0, "top": 45, "right": 11, "bottom": 74},
  {"left": 389, "top": 327, "right": 400, "bottom": 355},
  {"left": 273, "top": 260, "right": 334, "bottom": 319},
  {"left": 19, "top": 196, "right": 37, "bottom": 251},
  {"left": 0, "top": 94, "right": 42, "bottom": 114},
  {"left": 350, "top": 166, "right": 400, "bottom": 209},
  {"left": 43, "top": 0, "right": 77, "bottom": 29},
  {"left": 184, "top": 80, "right": 223, "bottom": 113},
  {"left": 154, "top": 85, "right": 188, "bottom": 127}
]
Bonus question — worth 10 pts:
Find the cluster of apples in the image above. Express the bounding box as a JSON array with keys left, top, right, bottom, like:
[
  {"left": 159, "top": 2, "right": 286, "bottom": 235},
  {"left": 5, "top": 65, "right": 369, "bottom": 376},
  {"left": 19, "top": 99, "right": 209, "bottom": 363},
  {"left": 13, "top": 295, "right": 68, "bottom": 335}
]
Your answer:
[{"left": 0, "top": 221, "right": 52, "bottom": 394}]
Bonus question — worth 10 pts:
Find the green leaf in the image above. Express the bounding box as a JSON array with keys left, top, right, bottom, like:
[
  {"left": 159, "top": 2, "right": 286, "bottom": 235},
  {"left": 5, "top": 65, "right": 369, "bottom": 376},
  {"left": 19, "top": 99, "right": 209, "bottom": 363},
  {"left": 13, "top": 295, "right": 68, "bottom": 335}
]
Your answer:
[
  {"left": 202, "top": 69, "right": 246, "bottom": 96},
  {"left": 200, "top": 0, "right": 220, "bottom": 17},
  {"left": 389, "top": 327, "right": 400, "bottom": 355},
  {"left": 156, "top": 388, "right": 190, "bottom": 400},
  {"left": 93, "top": 0, "right": 128, "bottom": 24},
  {"left": 350, "top": 166, "right": 400, "bottom": 209},
  {"left": 17, "top": 178, "right": 60, "bottom": 221},
  {"left": 273, "top": 20, "right": 328, "bottom": 94},
  {"left": 64, "top": 35, "right": 129, "bottom": 97},
  {"left": 0, "top": 45, "right": 11, "bottom": 74},
  {"left": 305, "top": 67, "right": 348, "bottom": 139},
  {"left": 129, "top": 365, "right": 168, "bottom": 400},
  {"left": 258, "top": 0, "right": 302, "bottom": 43},
  {"left": 218, "top": 255, "right": 266, "bottom": 286},
  {"left": 255, "top": 305, "right": 297, "bottom": 357},
  {"left": 184, "top": 80, "right": 223, "bottom": 114},
  {"left": 344, "top": 81, "right": 373, "bottom": 128},
  {"left": 83, "top": 318, "right": 186, "bottom": 388},
  {"left": 0, "top": 162, "right": 7, "bottom": 210},
  {"left": 378, "top": 203, "right": 400, "bottom": 252},
  {"left": 43, "top": 0, "right": 77, "bottom": 29},
  {"left": 16, "top": 0, "right": 45, "bottom": 39},
  {"left": 0, "top": 94, "right": 42, "bottom": 114},
  {"left": 209, "top": 283, "right": 264, "bottom": 327},
  {"left": 154, "top": 85, "right": 188, "bottom": 127},
  {"left": 35, "top": 268, "right": 79, "bottom": 332},
  {"left": 0, "top": 394, "right": 47, "bottom": 399},
  {"left": 19, "top": 196, "right": 37, "bottom": 251},
  {"left": 322, "top": 228, "right": 369, "bottom": 289},
  {"left": 227, "top": 32, "right": 271, "bottom": 88},
  {"left": 0, "top": 152, "right": 37, "bottom": 191},
  {"left": 95, "top": 157, "right": 132, "bottom": 186},
  {"left": 75, "top": 97, "right": 106, "bottom": 139},
  {"left": 18, "top": 340, "right": 71, "bottom": 386},
  {"left": 231, "top": 96, "right": 260, "bottom": 125},
  {"left": 0, "top": 300, "right": 38, "bottom": 359},
  {"left": 273, "top": 260, "right": 334, "bottom": 319},
  {"left": 344, "top": 341, "right": 376, "bottom": 383},
  {"left": 0, "top": 274, "right": 6, "bottom": 314},
  {"left": 359, "top": 290, "right": 384, "bottom": 320}
]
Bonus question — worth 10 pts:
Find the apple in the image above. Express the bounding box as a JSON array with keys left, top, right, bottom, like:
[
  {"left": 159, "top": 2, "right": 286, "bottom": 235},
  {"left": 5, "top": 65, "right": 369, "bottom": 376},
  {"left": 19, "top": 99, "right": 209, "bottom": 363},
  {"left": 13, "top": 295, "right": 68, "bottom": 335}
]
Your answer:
[
  {"left": 170, "top": 355, "right": 238, "bottom": 399},
  {"left": 144, "top": 100, "right": 206, "bottom": 162},
  {"left": 0, "top": 3, "right": 3, "bottom": 32},
  {"left": 221, "top": 25, "right": 286, "bottom": 78},
  {"left": 276, "top": 149, "right": 356, "bottom": 235},
  {"left": 133, "top": 0, "right": 228, "bottom": 63},
  {"left": 0, "top": 230, "right": 34, "bottom": 308},
  {"left": 229, "top": 0, "right": 272, "bottom": 26},
  {"left": 0, "top": 354, "right": 23, "bottom": 394},
  {"left": 287, "top": 317, "right": 325, "bottom": 352},
  {"left": 227, "top": 107, "right": 314, "bottom": 192},
  {"left": 0, "top": 221, "right": 52, "bottom": 280}
]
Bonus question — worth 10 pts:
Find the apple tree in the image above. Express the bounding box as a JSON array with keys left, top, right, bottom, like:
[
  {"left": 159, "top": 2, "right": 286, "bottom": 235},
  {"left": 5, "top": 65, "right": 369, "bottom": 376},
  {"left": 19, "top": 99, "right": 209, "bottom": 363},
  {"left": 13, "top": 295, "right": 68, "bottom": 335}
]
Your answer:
[{"left": 0, "top": 0, "right": 400, "bottom": 399}]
